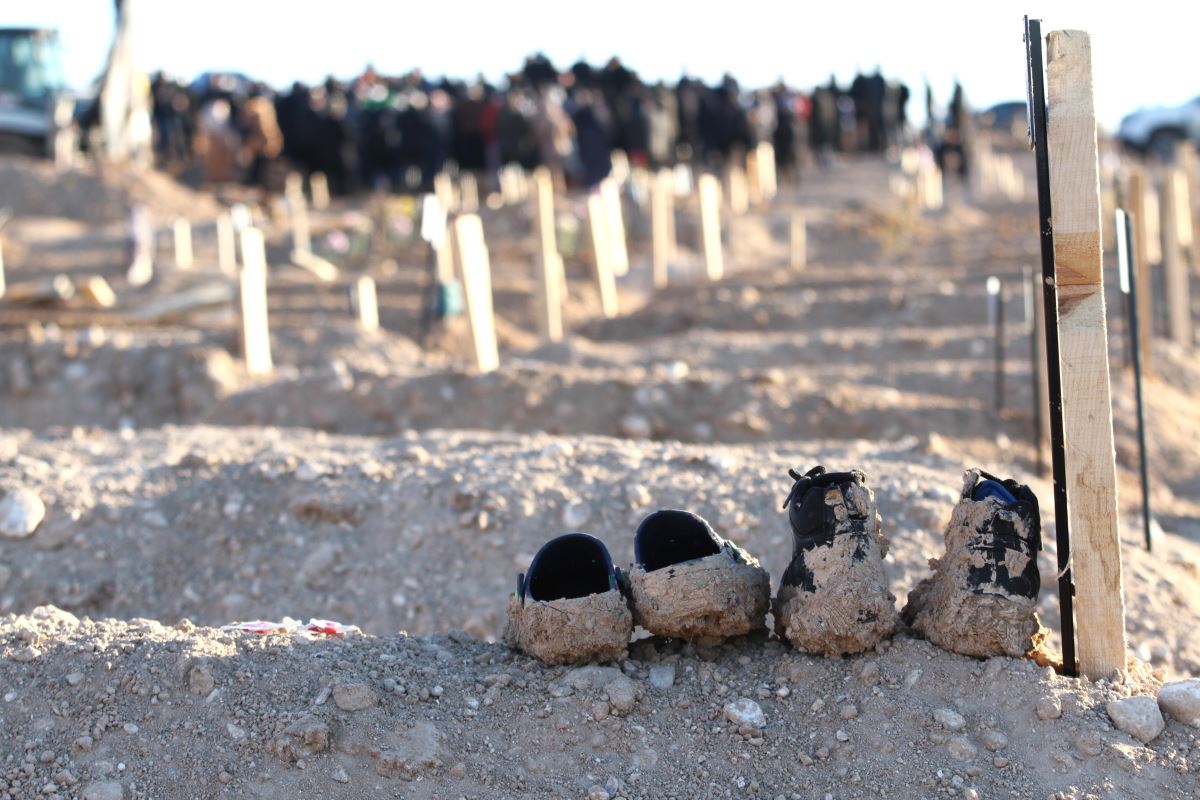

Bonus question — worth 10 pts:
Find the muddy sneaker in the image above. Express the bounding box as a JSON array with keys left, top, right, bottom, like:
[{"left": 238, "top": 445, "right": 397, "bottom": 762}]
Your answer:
[
  {"left": 902, "top": 468, "right": 1047, "bottom": 658},
  {"left": 503, "top": 533, "right": 632, "bottom": 665},
  {"left": 627, "top": 509, "right": 770, "bottom": 642},
  {"left": 773, "top": 466, "right": 898, "bottom": 655}
]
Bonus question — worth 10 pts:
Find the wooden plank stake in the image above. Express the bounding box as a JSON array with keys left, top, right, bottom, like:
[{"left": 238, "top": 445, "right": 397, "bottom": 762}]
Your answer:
[
  {"left": 726, "top": 163, "right": 749, "bottom": 215},
  {"left": 586, "top": 194, "right": 619, "bottom": 318},
  {"left": 651, "top": 168, "right": 674, "bottom": 289},
  {"left": 237, "top": 227, "right": 273, "bottom": 375},
  {"left": 126, "top": 206, "right": 154, "bottom": 287},
  {"left": 1161, "top": 168, "right": 1193, "bottom": 347},
  {"left": 531, "top": 166, "right": 564, "bottom": 341},
  {"left": 790, "top": 211, "right": 807, "bottom": 270},
  {"left": 216, "top": 213, "right": 237, "bottom": 276},
  {"left": 459, "top": 172, "right": 480, "bottom": 213},
  {"left": 450, "top": 215, "right": 500, "bottom": 373},
  {"left": 1169, "top": 167, "right": 1194, "bottom": 259},
  {"left": 698, "top": 174, "right": 724, "bottom": 281},
  {"left": 1126, "top": 169, "right": 1155, "bottom": 372},
  {"left": 745, "top": 148, "right": 763, "bottom": 208},
  {"left": 172, "top": 218, "right": 193, "bottom": 270},
  {"left": 310, "top": 172, "right": 330, "bottom": 210},
  {"left": 600, "top": 178, "right": 629, "bottom": 277},
  {"left": 285, "top": 172, "right": 312, "bottom": 258},
  {"left": 1045, "top": 28, "right": 1126, "bottom": 680},
  {"left": 756, "top": 141, "right": 778, "bottom": 201},
  {"left": 351, "top": 275, "right": 379, "bottom": 332}
]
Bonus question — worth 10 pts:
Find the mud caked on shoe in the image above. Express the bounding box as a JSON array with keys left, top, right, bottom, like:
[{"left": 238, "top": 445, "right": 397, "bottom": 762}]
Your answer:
[
  {"left": 503, "top": 533, "right": 632, "bottom": 665},
  {"left": 902, "top": 468, "right": 1047, "bottom": 658},
  {"left": 773, "top": 466, "right": 898, "bottom": 656},
  {"left": 627, "top": 509, "right": 770, "bottom": 642}
]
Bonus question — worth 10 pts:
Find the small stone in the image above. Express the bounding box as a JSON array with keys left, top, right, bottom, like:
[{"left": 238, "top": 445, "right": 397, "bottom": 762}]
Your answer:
[
  {"left": 1074, "top": 731, "right": 1104, "bottom": 757},
  {"left": 562, "top": 501, "right": 590, "bottom": 529},
  {"left": 947, "top": 736, "right": 978, "bottom": 760},
  {"left": 724, "top": 698, "right": 766, "bottom": 729},
  {"left": 227, "top": 723, "right": 247, "bottom": 741},
  {"left": 835, "top": 729, "right": 850, "bottom": 742},
  {"left": 858, "top": 662, "right": 881, "bottom": 686},
  {"left": 122, "top": 723, "right": 138, "bottom": 734},
  {"left": 295, "top": 461, "right": 327, "bottom": 482},
  {"left": 648, "top": 665, "right": 676, "bottom": 689},
  {"left": 606, "top": 676, "right": 637, "bottom": 714},
  {"left": 587, "top": 786, "right": 611, "bottom": 800},
  {"left": 626, "top": 484, "right": 653, "bottom": 508},
  {"left": 1035, "top": 695, "right": 1062, "bottom": 720},
  {"left": 0, "top": 487, "right": 46, "bottom": 538},
  {"left": 980, "top": 729, "right": 1008, "bottom": 751},
  {"left": 993, "top": 757, "right": 1009, "bottom": 768},
  {"left": 188, "top": 664, "right": 215, "bottom": 695},
  {"left": 81, "top": 781, "right": 123, "bottom": 800},
  {"left": 10, "top": 645, "right": 41, "bottom": 662},
  {"left": 619, "top": 414, "right": 653, "bottom": 439},
  {"left": 331, "top": 767, "right": 349, "bottom": 784},
  {"left": 840, "top": 704, "right": 859, "bottom": 720},
  {"left": 333, "top": 681, "right": 378, "bottom": 712},
  {"left": 1158, "top": 679, "right": 1200, "bottom": 727},
  {"left": 65, "top": 672, "right": 84, "bottom": 687},
  {"left": 934, "top": 708, "right": 967, "bottom": 732},
  {"left": 448, "top": 762, "right": 467, "bottom": 778},
  {"left": 1106, "top": 696, "right": 1165, "bottom": 744}
]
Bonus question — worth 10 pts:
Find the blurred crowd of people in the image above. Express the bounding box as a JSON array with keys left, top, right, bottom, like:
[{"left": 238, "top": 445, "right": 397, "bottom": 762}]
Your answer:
[{"left": 148, "top": 54, "right": 922, "bottom": 196}]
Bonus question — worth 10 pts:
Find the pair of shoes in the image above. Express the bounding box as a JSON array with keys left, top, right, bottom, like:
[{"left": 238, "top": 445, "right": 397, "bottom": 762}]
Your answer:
[
  {"left": 503, "top": 509, "right": 771, "bottom": 665},
  {"left": 902, "top": 468, "right": 1047, "bottom": 657}
]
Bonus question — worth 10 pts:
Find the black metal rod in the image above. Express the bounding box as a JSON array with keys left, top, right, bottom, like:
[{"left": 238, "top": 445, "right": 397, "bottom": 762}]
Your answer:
[
  {"left": 1026, "top": 15, "right": 1077, "bottom": 677},
  {"left": 1118, "top": 209, "right": 1154, "bottom": 552},
  {"left": 989, "top": 277, "right": 1005, "bottom": 413}
]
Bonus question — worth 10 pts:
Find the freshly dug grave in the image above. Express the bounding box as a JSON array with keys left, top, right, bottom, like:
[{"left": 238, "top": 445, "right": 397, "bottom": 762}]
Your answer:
[{"left": 1, "top": 607, "right": 1195, "bottom": 800}]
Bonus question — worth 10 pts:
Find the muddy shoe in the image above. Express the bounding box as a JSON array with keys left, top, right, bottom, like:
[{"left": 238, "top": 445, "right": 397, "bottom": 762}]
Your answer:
[
  {"left": 503, "top": 533, "right": 632, "bottom": 665},
  {"left": 773, "top": 466, "right": 898, "bottom": 655},
  {"left": 902, "top": 468, "right": 1047, "bottom": 658},
  {"left": 627, "top": 509, "right": 770, "bottom": 642}
]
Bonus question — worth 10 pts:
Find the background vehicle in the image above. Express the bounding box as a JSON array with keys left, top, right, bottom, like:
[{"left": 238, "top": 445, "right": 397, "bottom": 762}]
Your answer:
[
  {"left": 1117, "top": 96, "right": 1200, "bottom": 159},
  {"left": 0, "top": 27, "right": 69, "bottom": 156}
]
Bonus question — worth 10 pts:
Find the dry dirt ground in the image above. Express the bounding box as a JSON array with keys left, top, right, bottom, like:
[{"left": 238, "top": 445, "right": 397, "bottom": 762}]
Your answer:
[{"left": 1, "top": 154, "right": 1198, "bottom": 799}]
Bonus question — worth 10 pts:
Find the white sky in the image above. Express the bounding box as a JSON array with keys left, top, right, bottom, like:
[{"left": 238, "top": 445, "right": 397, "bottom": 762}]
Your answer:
[{"left": 10, "top": 0, "right": 1200, "bottom": 130}]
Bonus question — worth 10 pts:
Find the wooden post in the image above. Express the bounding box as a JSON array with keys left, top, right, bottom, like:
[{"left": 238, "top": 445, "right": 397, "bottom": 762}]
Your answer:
[
  {"left": 172, "top": 218, "right": 194, "bottom": 270},
  {"left": 1169, "top": 167, "right": 1195, "bottom": 259},
  {"left": 586, "top": 194, "right": 619, "bottom": 318},
  {"left": 216, "top": 213, "right": 237, "bottom": 276},
  {"left": 698, "top": 174, "right": 724, "bottom": 281},
  {"left": 127, "top": 206, "right": 153, "bottom": 287},
  {"left": 434, "top": 172, "right": 457, "bottom": 213},
  {"left": 310, "top": 172, "right": 330, "bottom": 210},
  {"left": 285, "top": 173, "right": 312, "bottom": 258},
  {"left": 1126, "top": 169, "right": 1155, "bottom": 371},
  {"left": 756, "top": 141, "right": 778, "bottom": 201},
  {"left": 790, "top": 211, "right": 807, "bottom": 270},
  {"left": 745, "top": 148, "right": 763, "bottom": 208},
  {"left": 610, "top": 151, "right": 630, "bottom": 186},
  {"left": 600, "top": 178, "right": 629, "bottom": 277},
  {"left": 725, "top": 163, "right": 749, "bottom": 215},
  {"left": 651, "top": 168, "right": 674, "bottom": 289},
  {"left": 1161, "top": 168, "right": 1193, "bottom": 347},
  {"left": 459, "top": 172, "right": 479, "bottom": 213},
  {"left": 450, "top": 215, "right": 500, "bottom": 373},
  {"left": 351, "top": 275, "right": 379, "bottom": 332},
  {"left": 1045, "top": 28, "right": 1126, "bottom": 679},
  {"left": 237, "top": 227, "right": 273, "bottom": 375},
  {"left": 531, "top": 166, "right": 564, "bottom": 342}
]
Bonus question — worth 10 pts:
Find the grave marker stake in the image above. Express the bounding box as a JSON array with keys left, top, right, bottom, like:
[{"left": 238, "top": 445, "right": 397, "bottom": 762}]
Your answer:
[
  {"left": 651, "top": 168, "right": 674, "bottom": 289},
  {"left": 698, "top": 174, "right": 724, "bottom": 281},
  {"left": 1032, "top": 20, "right": 1127, "bottom": 679},
  {"left": 173, "top": 218, "right": 193, "bottom": 270},
  {"left": 237, "top": 227, "right": 273, "bottom": 375},
  {"left": 531, "top": 166, "right": 564, "bottom": 341},
  {"left": 310, "top": 172, "right": 330, "bottom": 210},
  {"left": 1161, "top": 169, "right": 1193, "bottom": 347},
  {"left": 1025, "top": 16, "right": 1076, "bottom": 676},
  {"left": 450, "top": 214, "right": 500, "bottom": 373},
  {"left": 586, "top": 193, "right": 619, "bottom": 318},
  {"left": 1117, "top": 209, "right": 1153, "bottom": 551},
  {"left": 216, "top": 213, "right": 237, "bottom": 275},
  {"left": 351, "top": 275, "right": 379, "bottom": 332}
]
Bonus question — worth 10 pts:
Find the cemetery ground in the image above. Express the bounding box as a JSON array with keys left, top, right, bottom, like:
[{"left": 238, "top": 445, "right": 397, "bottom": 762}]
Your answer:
[{"left": 0, "top": 151, "right": 1199, "bottom": 799}]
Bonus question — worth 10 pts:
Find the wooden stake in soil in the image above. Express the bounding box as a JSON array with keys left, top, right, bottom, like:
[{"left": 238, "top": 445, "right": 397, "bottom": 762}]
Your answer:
[
  {"left": 726, "top": 162, "right": 749, "bottom": 216},
  {"left": 1161, "top": 169, "right": 1193, "bottom": 347},
  {"left": 531, "top": 166, "right": 564, "bottom": 342},
  {"left": 698, "top": 174, "right": 724, "bottom": 281},
  {"left": 651, "top": 168, "right": 675, "bottom": 289},
  {"left": 790, "top": 211, "right": 807, "bottom": 270},
  {"left": 459, "top": 172, "right": 480, "bottom": 214},
  {"left": 756, "top": 141, "right": 778, "bottom": 201},
  {"left": 237, "top": 227, "right": 273, "bottom": 375},
  {"left": 285, "top": 173, "right": 312, "bottom": 258},
  {"left": 450, "top": 214, "right": 500, "bottom": 373},
  {"left": 1043, "top": 27, "right": 1126, "bottom": 679},
  {"left": 172, "top": 218, "right": 193, "bottom": 270},
  {"left": 216, "top": 213, "right": 237, "bottom": 276},
  {"left": 350, "top": 275, "right": 379, "bottom": 332},
  {"left": 126, "top": 206, "right": 154, "bottom": 287},
  {"left": 310, "top": 172, "right": 330, "bottom": 210},
  {"left": 586, "top": 193, "right": 619, "bottom": 318},
  {"left": 600, "top": 177, "right": 630, "bottom": 277}
]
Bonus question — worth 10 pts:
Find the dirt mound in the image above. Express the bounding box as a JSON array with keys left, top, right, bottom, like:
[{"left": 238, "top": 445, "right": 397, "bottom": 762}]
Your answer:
[
  {"left": 0, "top": 157, "right": 220, "bottom": 224},
  {"left": 0, "top": 608, "right": 1191, "bottom": 800}
]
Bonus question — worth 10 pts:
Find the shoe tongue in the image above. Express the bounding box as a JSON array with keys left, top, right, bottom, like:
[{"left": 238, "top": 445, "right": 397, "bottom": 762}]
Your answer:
[{"left": 972, "top": 479, "right": 1017, "bottom": 504}]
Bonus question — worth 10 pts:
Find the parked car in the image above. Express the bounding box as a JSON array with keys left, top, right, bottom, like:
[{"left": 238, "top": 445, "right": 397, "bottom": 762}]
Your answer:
[{"left": 1117, "top": 96, "right": 1200, "bottom": 159}]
